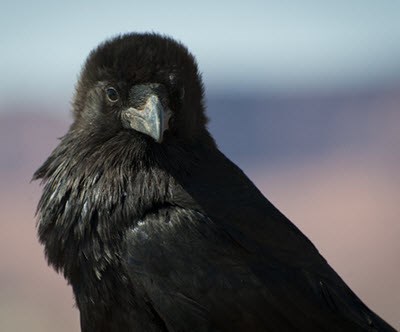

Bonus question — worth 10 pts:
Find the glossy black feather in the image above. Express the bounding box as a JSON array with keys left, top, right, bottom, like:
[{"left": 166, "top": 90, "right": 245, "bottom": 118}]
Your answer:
[{"left": 34, "top": 33, "right": 396, "bottom": 332}]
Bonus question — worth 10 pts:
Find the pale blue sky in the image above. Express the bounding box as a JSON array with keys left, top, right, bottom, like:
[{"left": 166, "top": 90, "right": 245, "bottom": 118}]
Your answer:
[{"left": 1, "top": 0, "right": 400, "bottom": 108}]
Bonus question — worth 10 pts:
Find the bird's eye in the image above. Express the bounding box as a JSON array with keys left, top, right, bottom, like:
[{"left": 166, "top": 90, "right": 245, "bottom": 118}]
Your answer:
[
  {"left": 106, "top": 87, "right": 119, "bottom": 102},
  {"left": 169, "top": 73, "right": 176, "bottom": 84}
]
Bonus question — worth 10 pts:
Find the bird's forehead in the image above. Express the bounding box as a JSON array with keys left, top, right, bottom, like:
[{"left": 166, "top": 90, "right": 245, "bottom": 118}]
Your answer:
[{"left": 88, "top": 34, "right": 192, "bottom": 84}]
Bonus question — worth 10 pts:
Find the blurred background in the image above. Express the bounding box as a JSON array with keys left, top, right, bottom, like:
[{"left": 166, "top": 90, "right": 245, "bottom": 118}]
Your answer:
[{"left": 1, "top": 0, "right": 399, "bottom": 330}]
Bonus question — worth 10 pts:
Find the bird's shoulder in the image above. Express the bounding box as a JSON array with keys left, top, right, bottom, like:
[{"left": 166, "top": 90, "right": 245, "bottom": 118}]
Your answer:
[
  {"left": 122, "top": 205, "right": 383, "bottom": 332},
  {"left": 123, "top": 205, "right": 294, "bottom": 331}
]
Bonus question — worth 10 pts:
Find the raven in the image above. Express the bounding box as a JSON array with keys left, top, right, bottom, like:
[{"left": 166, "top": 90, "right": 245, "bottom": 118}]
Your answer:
[{"left": 34, "top": 33, "right": 395, "bottom": 332}]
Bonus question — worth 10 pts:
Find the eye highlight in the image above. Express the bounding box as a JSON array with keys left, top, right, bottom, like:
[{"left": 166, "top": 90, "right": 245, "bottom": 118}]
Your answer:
[{"left": 105, "top": 87, "right": 119, "bottom": 102}]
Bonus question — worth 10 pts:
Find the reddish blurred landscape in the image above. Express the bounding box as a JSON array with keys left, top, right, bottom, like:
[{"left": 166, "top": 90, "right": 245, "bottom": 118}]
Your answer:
[{"left": 0, "top": 87, "right": 399, "bottom": 331}]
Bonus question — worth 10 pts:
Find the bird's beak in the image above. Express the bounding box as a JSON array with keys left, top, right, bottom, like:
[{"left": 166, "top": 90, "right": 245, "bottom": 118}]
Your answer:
[{"left": 122, "top": 94, "right": 171, "bottom": 143}]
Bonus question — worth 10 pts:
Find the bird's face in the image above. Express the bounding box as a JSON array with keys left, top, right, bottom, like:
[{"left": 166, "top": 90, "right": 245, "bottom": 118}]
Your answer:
[
  {"left": 72, "top": 33, "right": 207, "bottom": 144},
  {"left": 89, "top": 80, "right": 178, "bottom": 143}
]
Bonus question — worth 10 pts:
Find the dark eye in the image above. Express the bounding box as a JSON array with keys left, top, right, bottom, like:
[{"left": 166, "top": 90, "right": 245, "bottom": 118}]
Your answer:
[{"left": 106, "top": 87, "right": 119, "bottom": 102}]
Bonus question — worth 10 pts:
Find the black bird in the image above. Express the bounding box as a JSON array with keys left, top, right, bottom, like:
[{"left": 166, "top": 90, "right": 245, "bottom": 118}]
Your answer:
[{"left": 34, "top": 33, "right": 396, "bottom": 332}]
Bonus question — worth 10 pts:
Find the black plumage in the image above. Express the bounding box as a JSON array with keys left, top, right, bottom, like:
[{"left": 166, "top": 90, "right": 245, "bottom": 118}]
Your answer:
[{"left": 34, "top": 33, "right": 395, "bottom": 332}]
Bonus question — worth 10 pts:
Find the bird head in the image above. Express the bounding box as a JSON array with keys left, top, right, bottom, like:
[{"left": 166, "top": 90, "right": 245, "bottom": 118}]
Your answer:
[{"left": 72, "top": 33, "right": 208, "bottom": 144}]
